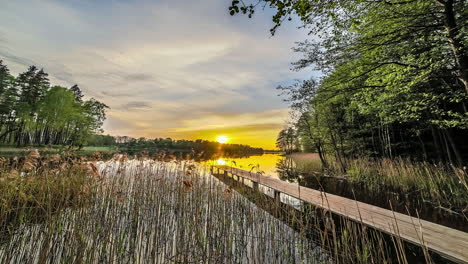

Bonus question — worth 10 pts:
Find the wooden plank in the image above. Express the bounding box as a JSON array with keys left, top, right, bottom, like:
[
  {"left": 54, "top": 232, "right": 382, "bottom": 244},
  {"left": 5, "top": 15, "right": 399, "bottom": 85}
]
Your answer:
[{"left": 213, "top": 165, "right": 468, "bottom": 264}]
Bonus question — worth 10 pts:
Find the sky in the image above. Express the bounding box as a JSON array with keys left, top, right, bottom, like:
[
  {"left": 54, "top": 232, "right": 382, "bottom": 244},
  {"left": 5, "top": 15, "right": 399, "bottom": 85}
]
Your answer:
[{"left": 0, "top": 0, "right": 314, "bottom": 149}]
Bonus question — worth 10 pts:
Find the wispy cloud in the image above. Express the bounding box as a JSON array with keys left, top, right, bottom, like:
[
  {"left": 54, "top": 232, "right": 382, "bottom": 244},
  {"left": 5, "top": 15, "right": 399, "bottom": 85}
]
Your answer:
[
  {"left": 119, "top": 101, "right": 153, "bottom": 111},
  {"left": 0, "top": 0, "right": 312, "bottom": 148}
]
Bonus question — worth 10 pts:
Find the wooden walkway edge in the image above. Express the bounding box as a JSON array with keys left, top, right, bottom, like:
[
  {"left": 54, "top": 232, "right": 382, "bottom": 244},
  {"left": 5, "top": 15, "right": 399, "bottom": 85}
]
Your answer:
[{"left": 212, "top": 165, "right": 468, "bottom": 264}]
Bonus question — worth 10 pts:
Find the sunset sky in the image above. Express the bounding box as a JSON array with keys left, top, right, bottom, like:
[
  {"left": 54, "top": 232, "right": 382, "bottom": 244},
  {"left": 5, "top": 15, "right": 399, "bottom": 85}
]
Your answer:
[{"left": 0, "top": 0, "right": 313, "bottom": 149}]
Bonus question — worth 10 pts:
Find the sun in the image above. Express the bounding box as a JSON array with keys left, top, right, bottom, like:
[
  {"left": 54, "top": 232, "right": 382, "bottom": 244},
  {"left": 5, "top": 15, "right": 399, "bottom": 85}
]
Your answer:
[
  {"left": 216, "top": 135, "right": 229, "bottom": 144},
  {"left": 216, "top": 158, "right": 227, "bottom": 165}
]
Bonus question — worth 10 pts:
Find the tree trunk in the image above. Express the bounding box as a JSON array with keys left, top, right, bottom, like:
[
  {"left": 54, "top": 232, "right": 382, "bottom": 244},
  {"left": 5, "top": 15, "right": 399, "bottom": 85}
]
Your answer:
[
  {"left": 0, "top": 127, "right": 17, "bottom": 142},
  {"left": 417, "top": 132, "right": 428, "bottom": 161},
  {"left": 441, "top": 130, "right": 454, "bottom": 164},
  {"left": 445, "top": 129, "right": 463, "bottom": 166},
  {"left": 302, "top": 115, "right": 329, "bottom": 168},
  {"left": 329, "top": 130, "right": 347, "bottom": 173},
  {"left": 431, "top": 127, "right": 443, "bottom": 162},
  {"left": 440, "top": 0, "right": 468, "bottom": 93},
  {"left": 315, "top": 140, "right": 329, "bottom": 169}
]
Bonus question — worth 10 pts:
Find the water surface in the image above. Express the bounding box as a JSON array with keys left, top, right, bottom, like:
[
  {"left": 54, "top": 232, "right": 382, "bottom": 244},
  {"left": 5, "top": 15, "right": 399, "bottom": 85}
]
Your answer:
[{"left": 208, "top": 154, "right": 285, "bottom": 178}]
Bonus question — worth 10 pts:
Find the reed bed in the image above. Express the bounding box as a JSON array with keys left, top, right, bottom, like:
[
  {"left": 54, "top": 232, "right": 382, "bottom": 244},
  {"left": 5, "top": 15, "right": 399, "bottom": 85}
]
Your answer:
[
  {"left": 332, "top": 158, "right": 468, "bottom": 219},
  {"left": 0, "top": 157, "right": 329, "bottom": 263},
  {"left": 0, "top": 151, "right": 448, "bottom": 263},
  {"left": 289, "top": 155, "right": 468, "bottom": 218}
]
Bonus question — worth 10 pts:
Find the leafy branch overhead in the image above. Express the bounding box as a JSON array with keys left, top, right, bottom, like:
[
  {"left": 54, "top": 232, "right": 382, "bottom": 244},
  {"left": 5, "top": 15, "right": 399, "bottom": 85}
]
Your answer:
[
  {"left": 229, "top": 0, "right": 468, "bottom": 166},
  {"left": 230, "top": 0, "right": 468, "bottom": 94}
]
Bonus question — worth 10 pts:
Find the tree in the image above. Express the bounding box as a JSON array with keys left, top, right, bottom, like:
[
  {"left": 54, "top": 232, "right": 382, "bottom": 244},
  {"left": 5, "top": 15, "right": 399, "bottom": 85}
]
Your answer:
[
  {"left": 276, "top": 127, "right": 297, "bottom": 154},
  {"left": 0, "top": 61, "right": 109, "bottom": 147},
  {"left": 0, "top": 61, "right": 17, "bottom": 142},
  {"left": 229, "top": 0, "right": 468, "bottom": 165},
  {"left": 70, "top": 84, "right": 84, "bottom": 102},
  {"left": 0, "top": 60, "right": 10, "bottom": 96},
  {"left": 17, "top": 66, "right": 50, "bottom": 114},
  {"left": 230, "top": 0, "right": 468, "bottom": 94}
]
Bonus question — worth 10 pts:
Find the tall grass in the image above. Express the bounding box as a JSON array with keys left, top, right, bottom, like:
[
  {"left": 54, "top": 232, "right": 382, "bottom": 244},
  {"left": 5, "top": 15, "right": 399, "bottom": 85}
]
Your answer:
[
  {"left": 0, "top": 145, "right": 116, "bottom": 159},
  {"left": 289, "top": 154, "right": 468, "bottom": 219},
  {"left": 344, "top": 159, "right": 467, "bottom": 200},
  {"left": 0, "top": 156, "right": 329, "bottom": 263},
  {"left": 0, "top": 150, "right": 97, "bottom": 241},
  {"left": 0, "top": 152, "right": 452, "bottom": 263}
]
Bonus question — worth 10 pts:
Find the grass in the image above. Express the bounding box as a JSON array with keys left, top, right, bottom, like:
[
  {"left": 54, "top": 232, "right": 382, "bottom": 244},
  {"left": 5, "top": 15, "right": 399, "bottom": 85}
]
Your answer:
[
  {"left": 293, "top": 158, "right": 323, "bottom": 175},
  {"left": 0, "top": 154, "right": 329, "bottom": 263},
  {"left": 0, "top": 151, "right": 450, "bottom": 263},
  {"left": 0, "top": 145, "right": 116, "bottom": 155},
  {"left": 288, "top": 153, "right": 468, "bottom": 220},
  {"left": 0, "top": 151, "right": 96, "bottom": 226},
  {"left": 342, "top": 158, "right": 468, "bottom": 207}
]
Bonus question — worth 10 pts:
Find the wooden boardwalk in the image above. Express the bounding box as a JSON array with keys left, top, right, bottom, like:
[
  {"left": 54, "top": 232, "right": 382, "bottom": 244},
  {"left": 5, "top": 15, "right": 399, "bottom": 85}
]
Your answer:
[{"left": 212, "top": 165, "right": 468, "bottom": 264}]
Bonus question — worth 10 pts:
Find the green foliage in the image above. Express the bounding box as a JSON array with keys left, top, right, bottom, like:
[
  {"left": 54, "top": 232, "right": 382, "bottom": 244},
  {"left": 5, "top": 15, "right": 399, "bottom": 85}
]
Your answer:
[
  {"left": 0, "top": 61, "right": 108, "bottom": 147},
  {"left": 276, "top": 127, "right": 298, "bottom": 153},
  {"left": 240, "top": 0, "right": 468, "bottom": 165}
]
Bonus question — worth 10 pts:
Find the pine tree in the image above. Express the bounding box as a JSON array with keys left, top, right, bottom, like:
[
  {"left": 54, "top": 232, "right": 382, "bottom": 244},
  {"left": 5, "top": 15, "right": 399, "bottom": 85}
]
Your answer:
[
  {"left": 0, "top": 60, "right": 10, "bottom": 96},
  {"left": 70, "top": 84, "right": 84, "bottom": 102}
]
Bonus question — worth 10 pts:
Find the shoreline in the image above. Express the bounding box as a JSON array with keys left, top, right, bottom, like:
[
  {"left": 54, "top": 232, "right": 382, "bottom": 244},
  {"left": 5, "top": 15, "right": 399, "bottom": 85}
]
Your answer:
[{"left": 287, "top": 152, "right": 320, "bottom": 161}]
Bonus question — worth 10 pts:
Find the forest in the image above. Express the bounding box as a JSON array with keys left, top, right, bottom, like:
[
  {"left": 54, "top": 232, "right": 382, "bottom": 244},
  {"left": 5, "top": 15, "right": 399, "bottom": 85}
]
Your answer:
[
  {"left": 238, "top": 0, "right": 468, "bottom": 167},
  {"left": 89, "top": 135, "right": 264, "bottom": 157},
  {"left": 0, "top": 60, "right": 108, "bottom": 148}
]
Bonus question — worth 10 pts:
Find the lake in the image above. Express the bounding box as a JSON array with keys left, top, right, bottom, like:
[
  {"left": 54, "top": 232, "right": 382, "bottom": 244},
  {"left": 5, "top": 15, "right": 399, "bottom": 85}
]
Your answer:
[{"left": 207, "top": 154, "right": 286, "bottom": 178}]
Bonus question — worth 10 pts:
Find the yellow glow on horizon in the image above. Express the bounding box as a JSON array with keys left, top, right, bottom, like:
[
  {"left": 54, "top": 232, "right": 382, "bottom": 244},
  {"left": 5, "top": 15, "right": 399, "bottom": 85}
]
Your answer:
[
  {"left": 105, "top": 108, "right": 288, "bottom": 149},
  {"left": 216, "top": 135, "right": 229, "bottom": 144}
]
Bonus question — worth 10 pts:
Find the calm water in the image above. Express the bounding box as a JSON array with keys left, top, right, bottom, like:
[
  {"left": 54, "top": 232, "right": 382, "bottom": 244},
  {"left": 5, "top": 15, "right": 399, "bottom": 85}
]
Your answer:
[{"left": 207, "top": 154, "right": 286, "bottom": 178}]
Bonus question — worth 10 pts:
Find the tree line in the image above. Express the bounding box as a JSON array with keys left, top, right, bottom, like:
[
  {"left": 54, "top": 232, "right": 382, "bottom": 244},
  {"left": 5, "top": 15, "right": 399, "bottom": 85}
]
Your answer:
[
  {"left": 0, "top": 60, "right": 108, "bottom": 148},
  {"left": 89, "top": 135, "right": 264, "bottom": 157},
  {"left": 231, "top": 0, "right": 468, "bottom": 168}
]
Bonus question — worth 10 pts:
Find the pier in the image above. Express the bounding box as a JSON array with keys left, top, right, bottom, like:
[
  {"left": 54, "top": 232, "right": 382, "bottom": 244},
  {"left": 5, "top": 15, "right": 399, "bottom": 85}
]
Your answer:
[{"left": 212, "top": 165, "right": 468, "bottom": 263}]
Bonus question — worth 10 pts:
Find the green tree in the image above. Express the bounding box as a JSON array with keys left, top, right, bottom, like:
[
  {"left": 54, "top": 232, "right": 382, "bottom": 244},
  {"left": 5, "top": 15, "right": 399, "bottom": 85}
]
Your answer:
[
  {"left": 0, "top": 61, "right": 109, "bottom": 147},
  {"left": 276, "top": 127, "right": 297, "bottom": 154},
  {"left": 230, "top": 0, "right": 468, "bottom": 165},
  {"left": 230, "top": 0, "right": 468, "bottom": 93}
]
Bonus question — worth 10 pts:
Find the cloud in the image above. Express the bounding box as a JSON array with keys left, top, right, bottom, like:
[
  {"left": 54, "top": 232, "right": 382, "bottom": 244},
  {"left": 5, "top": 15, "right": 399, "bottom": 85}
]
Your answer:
[
  {"left": 0, "top": 47, "right": 37, "bottom": 69},
  {"left": 0, "top": 0, "right": 311, "bottom": 149},
  {"left": 119, "top": 101, "right": 152, "bottom": 110},
  {"left": 124, "top": 73, "right": 154, "bottom": 81},
  {"left": 101, "top": 91, "right": 134, "bottom": 98}
]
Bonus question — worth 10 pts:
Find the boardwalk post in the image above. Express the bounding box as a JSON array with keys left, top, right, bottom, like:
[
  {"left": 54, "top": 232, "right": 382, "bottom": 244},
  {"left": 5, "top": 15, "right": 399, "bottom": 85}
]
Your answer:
[
  {"left": 253, "top": 181, "right": 259, "bottom": 191},
  {"left": 273, "top": 190, "right": 281, "bottom": 216},
  {"left": 274, "top": 190, "right": 281, "bottom": 205}
]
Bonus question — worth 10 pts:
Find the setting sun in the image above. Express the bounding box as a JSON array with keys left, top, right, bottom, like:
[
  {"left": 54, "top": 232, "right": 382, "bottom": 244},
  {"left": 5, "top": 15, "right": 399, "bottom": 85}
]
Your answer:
[
  {"left": 216, "top": 135, "right": 229, "bottom": 144},
  {"left": 216, "top": 158, "right": 227, "bottom": 165}
]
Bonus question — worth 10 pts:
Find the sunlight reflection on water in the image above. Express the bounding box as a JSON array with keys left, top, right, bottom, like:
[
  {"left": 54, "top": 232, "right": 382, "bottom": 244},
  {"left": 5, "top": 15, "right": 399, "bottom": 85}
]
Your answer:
[{"left": 210, "top": 154, "right": 285, "bottom": 178}]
